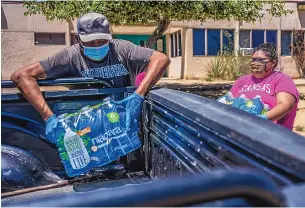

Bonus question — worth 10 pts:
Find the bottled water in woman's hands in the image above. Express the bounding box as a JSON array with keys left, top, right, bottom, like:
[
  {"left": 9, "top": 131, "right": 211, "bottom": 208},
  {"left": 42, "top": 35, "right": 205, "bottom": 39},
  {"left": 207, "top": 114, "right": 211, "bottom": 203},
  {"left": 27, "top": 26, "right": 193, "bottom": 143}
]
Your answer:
[
  {"left": 239, "top": 95, "right": 264, "bottom": 116},
  {"left": 217, "top": 93, "right": 269, "bottom": 117},
  {"left": 232, "top": 94, "right": 247, "bottom": 109},
  {"left": 217, "top": 92, "right": 235, "bottom": 105}
]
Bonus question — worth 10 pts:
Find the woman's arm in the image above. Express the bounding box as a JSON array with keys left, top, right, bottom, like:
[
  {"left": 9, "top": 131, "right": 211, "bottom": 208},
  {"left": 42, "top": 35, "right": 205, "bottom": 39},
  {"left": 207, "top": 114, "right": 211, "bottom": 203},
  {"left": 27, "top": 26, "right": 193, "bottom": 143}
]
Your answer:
[{"left": 265, "top": 92, "right": 296, "bottom": 121}]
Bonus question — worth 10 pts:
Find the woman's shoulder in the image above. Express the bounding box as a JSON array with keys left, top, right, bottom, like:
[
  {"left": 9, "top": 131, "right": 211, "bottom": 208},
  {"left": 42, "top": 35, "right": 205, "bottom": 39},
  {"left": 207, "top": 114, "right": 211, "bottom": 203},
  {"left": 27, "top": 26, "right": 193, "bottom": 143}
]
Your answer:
[{"left": 272, "top": 70, "right": 294, "bottom": 82}]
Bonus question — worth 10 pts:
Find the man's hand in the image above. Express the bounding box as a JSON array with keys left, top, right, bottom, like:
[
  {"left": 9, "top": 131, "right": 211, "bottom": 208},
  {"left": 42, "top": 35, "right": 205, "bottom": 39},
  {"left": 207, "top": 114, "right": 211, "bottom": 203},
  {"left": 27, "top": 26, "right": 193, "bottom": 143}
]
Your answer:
[
  {"left": 45, "top": 114, "right": 60, "bottom": 143},
  {"left": 116, "top": 92, "right": 144, "bottom": 129}
]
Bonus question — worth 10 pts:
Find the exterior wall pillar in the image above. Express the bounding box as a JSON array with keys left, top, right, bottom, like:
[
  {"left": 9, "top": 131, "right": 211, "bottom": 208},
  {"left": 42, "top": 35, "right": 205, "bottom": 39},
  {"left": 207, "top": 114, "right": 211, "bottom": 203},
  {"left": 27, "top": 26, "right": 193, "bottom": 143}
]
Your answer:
[
  {"left": 181, "top": 27, "right": 187, "bottom": 79},
  {"left": 235, "top": 21, "right": 240, "bottom": 56}
]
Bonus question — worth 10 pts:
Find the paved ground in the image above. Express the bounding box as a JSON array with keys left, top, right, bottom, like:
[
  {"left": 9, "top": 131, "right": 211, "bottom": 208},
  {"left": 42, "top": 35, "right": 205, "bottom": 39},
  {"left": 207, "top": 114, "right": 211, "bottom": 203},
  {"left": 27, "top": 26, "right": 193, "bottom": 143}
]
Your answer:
[{"left": 294, "top": 85, "right": 305, "bottom": 137}]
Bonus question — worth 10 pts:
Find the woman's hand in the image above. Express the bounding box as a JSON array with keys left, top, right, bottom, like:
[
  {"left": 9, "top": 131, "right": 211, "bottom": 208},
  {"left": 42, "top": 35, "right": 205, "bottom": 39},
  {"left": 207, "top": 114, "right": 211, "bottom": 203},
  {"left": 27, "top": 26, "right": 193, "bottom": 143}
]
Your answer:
[{"left": 265, "top": 92, "right": 296, "bottom": 121}]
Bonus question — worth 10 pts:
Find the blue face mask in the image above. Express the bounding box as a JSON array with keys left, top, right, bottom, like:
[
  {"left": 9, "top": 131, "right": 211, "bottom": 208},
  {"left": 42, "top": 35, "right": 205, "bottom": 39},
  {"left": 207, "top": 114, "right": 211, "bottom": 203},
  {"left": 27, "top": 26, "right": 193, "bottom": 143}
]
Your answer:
[{"left": 83, "top": 44, "right": 109, "bottom": 61}]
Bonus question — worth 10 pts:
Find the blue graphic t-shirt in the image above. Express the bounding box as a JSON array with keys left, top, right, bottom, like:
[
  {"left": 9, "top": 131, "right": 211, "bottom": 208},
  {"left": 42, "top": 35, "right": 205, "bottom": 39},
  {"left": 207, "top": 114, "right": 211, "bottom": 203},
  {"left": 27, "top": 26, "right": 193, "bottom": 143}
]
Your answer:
[{"left": 40, "top": 39, "right": 155, "bottom": 87}]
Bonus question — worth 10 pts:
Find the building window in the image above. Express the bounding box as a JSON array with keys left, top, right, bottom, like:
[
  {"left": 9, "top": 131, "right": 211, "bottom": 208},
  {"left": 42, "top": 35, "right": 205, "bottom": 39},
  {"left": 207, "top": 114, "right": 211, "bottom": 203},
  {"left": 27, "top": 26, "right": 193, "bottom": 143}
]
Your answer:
[
  {"left": 239, "top": 30, "right": 251, "bottom": 48},
  {"left": 281, "top": 30, "right": 305, "bottom": 56},
  {"left": 171, "top": 30, "right": 182, "bottom": 57},
  {"left": 178, "top": 31, "right": 182, "bottom": 56},
  {"left": 281, "top": 31, "right": 292, "bottom": 56},
  {"left": 293, "top": 30, "right": 305, "bottom": 56},
  {"left": 175, "top": 33, "right": 179, "bottom": 57},
  {"left": 240, "top": 30, "right": 277, "bottom": 50},
  {"left": 193, "top": 29, "right": 205, "bottom": 56},
  {"left": 223, "top": 30, "right": 235, "bottom": 53},
  {"left": 193, "top": 29, "right": 234, "bottom": 56},
  {"left": 170, "top": 34, "right": 174, "bottom": 57},
  {"left": 207, "top": 29, "right": 221, "bottom": 56},
  {"left": 252, "top": 30, "right": 264, "bottom": 48},
  {"left": 266, "top": 30, "right": 277, "bottom": 46},
  {"left": 35, "top": 33, "right": 65, "bottom": 45}
]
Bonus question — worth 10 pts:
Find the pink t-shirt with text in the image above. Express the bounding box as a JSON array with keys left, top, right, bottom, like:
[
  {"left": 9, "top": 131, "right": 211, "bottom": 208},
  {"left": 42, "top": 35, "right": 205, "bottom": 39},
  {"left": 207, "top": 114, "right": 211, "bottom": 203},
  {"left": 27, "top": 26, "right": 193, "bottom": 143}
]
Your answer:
[{"left": 230, "top": 71, "right": 299, "bottom": 130}]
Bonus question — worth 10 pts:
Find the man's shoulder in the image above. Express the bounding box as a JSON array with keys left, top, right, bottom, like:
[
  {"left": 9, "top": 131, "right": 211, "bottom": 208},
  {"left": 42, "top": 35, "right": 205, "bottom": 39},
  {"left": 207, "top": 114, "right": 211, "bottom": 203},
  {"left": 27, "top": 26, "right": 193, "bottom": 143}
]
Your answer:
[
  {"left": 110, "top": 39, "right": 134, "bottom": 51},
  {"left": 40, "top": 44, "right": 81, "bottom": 64},
  {"left": 64, "top": 44, "right": 81, "bottom": 54},
  {"left": 110, "top": 39, "right": 133, "bottom": 45}
]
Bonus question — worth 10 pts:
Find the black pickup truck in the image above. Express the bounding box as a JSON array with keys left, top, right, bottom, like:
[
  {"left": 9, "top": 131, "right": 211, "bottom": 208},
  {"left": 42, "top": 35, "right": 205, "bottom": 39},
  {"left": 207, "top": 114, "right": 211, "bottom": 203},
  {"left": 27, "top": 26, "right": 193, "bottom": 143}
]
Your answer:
[{"left": 1, "top": 78, "right": 305, "bottom": 207}]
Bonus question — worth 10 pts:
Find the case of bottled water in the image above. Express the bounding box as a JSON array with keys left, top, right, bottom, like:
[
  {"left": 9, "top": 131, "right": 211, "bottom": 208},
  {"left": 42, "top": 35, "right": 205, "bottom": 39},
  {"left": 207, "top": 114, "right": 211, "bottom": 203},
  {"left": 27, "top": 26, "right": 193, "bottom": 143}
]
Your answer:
[{"left": 53, "top": 100, "right": 142, "bottom": 177}]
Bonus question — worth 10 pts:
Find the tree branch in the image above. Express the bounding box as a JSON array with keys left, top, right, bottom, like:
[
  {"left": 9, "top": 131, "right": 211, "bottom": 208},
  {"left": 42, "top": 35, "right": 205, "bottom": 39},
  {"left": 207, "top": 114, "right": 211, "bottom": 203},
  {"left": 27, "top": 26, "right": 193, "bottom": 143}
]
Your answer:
[{"left": 146, "top": 17, "right": 170, "bottom": 49}]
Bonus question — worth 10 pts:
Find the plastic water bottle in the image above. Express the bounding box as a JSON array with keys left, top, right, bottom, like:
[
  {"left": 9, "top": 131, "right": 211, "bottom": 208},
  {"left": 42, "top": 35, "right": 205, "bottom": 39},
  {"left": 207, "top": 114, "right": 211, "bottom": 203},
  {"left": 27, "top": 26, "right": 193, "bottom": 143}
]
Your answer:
[
  {"left": 101, "top": 101, "right": 126, "bottom": 161},
  {"left": 240, "top": 95, "right": 264, "bottom": 115},
  {"left": 261, "top": 104, "right": 270, "bottom": 115},
  {"left": 63, "top": 128, "right": 90, "bottom": 170},
  {"left": 102, "top": 100, "right": 141, "bottom": 159},
  {"left": 232, "top": 94, "right": 247, "bottom": 109},
  {"left": 217, "top": 92, "right": 235, "bottom": 105}
]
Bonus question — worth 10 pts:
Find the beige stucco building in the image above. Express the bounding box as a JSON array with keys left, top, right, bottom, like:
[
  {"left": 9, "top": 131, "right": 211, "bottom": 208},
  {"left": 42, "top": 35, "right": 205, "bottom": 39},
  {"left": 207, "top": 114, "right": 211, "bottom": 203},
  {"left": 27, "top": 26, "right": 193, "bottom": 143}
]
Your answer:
[{"left": 1, "top": 1, "right": 305, "bottom": 80}]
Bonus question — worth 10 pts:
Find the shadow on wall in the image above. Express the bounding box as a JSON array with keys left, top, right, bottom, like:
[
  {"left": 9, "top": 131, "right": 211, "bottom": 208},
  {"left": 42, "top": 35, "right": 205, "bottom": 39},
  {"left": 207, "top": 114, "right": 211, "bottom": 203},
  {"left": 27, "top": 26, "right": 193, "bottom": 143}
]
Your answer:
[
  {"left": 1, "top": 6, "right": 8, "bottom": 29},
  {"left": 299, "top": 10, "right": 305, "bottom": 28},
  {"left": 298, "top": 1, "right": 305, "bottom": 28}
]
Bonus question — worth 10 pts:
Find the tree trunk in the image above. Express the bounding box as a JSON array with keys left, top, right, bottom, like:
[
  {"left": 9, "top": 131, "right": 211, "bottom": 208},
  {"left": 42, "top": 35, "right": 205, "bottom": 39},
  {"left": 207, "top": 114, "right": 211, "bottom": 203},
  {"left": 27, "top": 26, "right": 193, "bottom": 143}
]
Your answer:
[{"left": 146, "top": 17, "right": 170, "bottom": 49}]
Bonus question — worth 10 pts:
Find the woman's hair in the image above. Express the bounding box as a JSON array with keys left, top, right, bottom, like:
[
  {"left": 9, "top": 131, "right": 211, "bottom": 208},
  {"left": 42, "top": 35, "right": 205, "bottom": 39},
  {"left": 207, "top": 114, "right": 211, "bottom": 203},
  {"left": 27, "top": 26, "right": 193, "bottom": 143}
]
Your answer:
[{"left": 252, "top": 42, "right": 278, "bottom": 67}]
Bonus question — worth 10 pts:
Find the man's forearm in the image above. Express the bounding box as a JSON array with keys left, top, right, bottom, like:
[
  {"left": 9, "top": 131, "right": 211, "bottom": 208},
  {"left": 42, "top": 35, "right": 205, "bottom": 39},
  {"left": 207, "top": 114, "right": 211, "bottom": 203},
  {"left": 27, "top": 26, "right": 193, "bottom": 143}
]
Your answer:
[
  {"left": 15, "top": 76, "right": 54, "bottom": 121},
  {"left": 135, "top": 52, "right": 170, "bottom": 96},
  {"left": 11, "top": 63, "right": 54, "bottom": 121}
]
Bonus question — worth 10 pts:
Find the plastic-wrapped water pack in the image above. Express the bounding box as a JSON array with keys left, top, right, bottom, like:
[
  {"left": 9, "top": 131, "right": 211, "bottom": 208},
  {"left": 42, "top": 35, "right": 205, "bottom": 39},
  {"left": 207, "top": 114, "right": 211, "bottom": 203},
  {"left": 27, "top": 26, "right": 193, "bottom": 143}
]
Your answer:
[
  {"left": 217, "top": 93, "right": 270, "bottom": 116},
  {"left": 217, "top": 92, "right": 235, "bottom": 105},
  {"left": 239, "top": 95, "right": 265, "bottom": 115},
  {"left": 54, "top": 100, "right": 141, "bottom": 177}
]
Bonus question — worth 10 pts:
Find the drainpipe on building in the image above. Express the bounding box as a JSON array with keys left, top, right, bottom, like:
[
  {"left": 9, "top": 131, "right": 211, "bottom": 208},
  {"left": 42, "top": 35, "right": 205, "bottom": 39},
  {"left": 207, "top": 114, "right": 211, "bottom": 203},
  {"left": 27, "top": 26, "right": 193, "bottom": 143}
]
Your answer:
[
  {"left": 66, "top": 20, "right": 72, "bottom": 46},
  {"left": 278, "top": 16, "right": 282, "bottom": 71},
  {"left": 235, "top": 21, "right": 241, "bottom": 57}
]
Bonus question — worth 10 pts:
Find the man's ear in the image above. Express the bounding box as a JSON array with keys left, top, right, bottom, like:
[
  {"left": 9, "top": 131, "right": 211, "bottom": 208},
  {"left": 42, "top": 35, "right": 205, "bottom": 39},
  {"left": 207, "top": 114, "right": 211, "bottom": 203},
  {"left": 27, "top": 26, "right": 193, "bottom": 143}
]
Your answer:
[
  {"left": 77, "top": 35, "right": 85, "bottom": 54},
  {"left": 76, "top": 34, "right": 81, "bottom": 43}
]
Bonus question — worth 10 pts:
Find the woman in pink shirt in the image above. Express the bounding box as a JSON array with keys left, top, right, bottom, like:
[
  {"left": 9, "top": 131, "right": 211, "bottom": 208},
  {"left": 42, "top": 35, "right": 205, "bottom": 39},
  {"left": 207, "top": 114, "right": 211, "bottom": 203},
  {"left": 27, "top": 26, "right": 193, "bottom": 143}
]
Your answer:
[{"left": 230, "top": 43, "right": 299, "bottom": 130}]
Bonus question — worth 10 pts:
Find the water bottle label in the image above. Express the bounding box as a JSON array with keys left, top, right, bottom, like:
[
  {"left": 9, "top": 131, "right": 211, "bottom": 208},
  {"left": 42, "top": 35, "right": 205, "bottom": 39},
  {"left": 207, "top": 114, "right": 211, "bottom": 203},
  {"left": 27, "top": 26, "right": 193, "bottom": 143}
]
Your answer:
[{"left": 64, "top": 130, "right": 90, "bottom": 170}]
